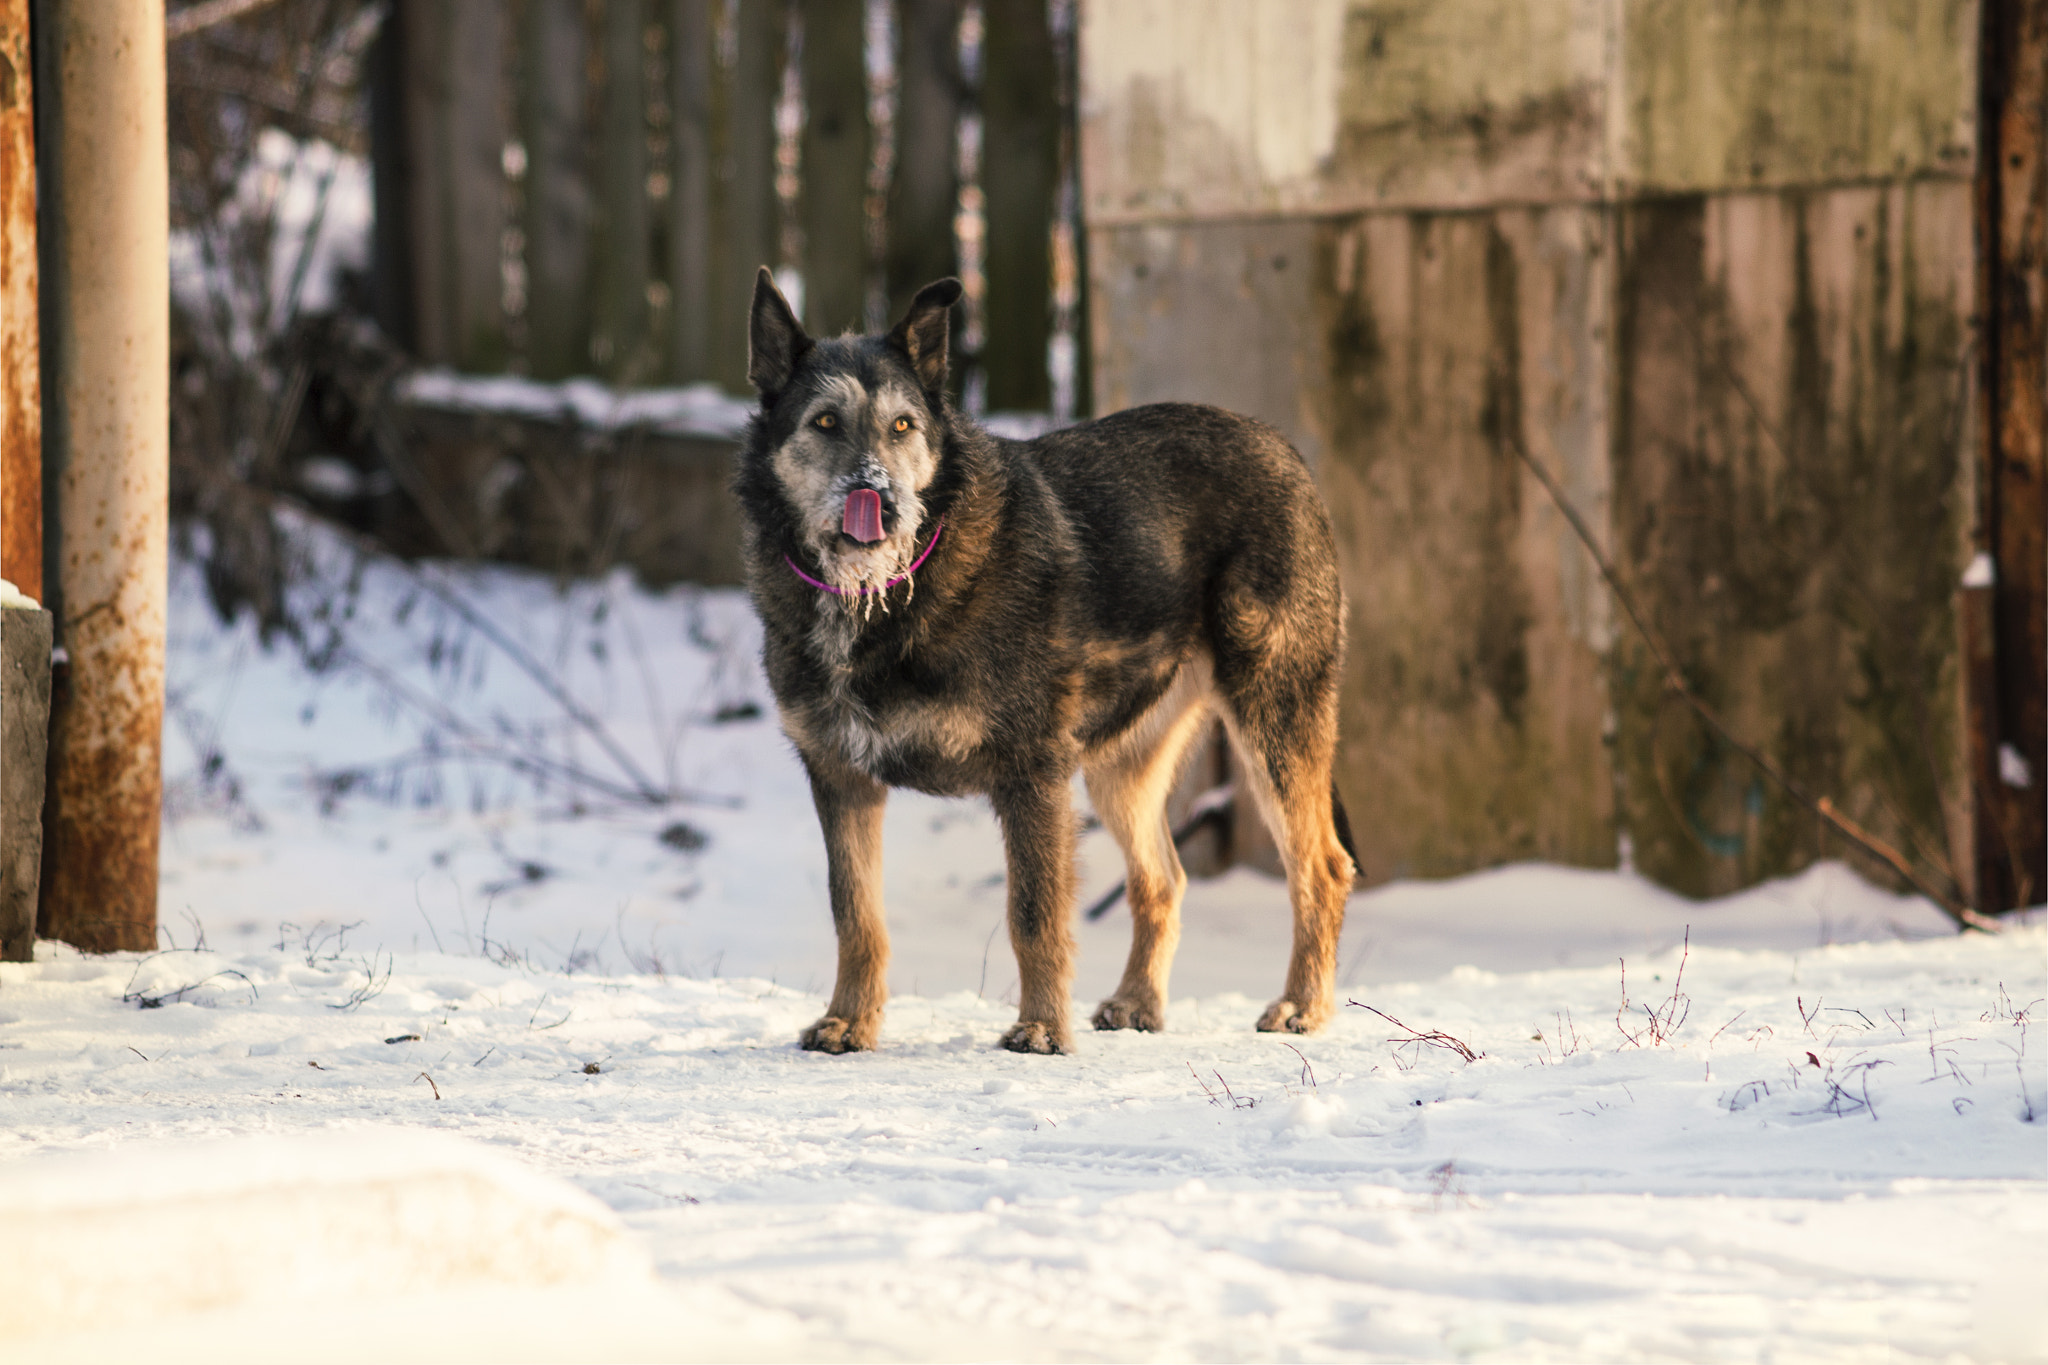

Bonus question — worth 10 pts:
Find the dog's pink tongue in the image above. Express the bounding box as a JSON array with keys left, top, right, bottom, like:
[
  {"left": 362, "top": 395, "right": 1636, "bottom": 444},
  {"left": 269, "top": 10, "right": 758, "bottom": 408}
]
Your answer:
[{"left": 843, "top": 488, "right": 885, "bottom": 543}]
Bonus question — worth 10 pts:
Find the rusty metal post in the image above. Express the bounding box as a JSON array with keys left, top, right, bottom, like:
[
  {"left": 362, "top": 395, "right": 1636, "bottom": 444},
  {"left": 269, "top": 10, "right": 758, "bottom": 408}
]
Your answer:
[
  {"left": 0, "top": 0, "right": 38, "bottom": 600},
  {"left": 32, "top": 0, "right": 169, "bottom": 953},
  {"left": 1969, "top": 0, "right": 2048, "bottom": 912}
]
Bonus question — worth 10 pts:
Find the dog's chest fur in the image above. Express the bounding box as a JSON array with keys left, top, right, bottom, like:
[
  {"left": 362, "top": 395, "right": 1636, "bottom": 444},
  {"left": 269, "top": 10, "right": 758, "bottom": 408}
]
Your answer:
[{"left": 787, "top": 600, "right": 996, "bottom": 792}]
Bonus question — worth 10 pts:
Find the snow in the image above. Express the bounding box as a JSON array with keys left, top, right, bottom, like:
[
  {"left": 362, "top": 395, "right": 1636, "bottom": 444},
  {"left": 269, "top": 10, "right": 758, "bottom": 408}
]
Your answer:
[
  {"left": 3, "top": 531, "right": 2044, "bottom": 1362},
  {"left": 398, "top": 371, "right": 757, "bottom": 442}
]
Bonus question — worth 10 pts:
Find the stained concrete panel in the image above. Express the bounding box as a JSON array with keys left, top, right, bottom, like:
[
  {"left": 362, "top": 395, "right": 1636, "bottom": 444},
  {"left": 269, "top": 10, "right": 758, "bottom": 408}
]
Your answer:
[
  {"left": 1081, "top": 0, "right": 1979, "bottom": 222},
  {"left": 1621, "top": 0, "right": 1978, "bottom": 194}
]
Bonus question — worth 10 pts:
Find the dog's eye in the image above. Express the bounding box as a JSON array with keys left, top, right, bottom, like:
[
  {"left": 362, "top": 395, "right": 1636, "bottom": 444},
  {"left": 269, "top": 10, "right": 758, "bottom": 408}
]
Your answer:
[
  {"left": 892, "top": 416, "right": 911, "bottom": 434},
  {"left": 816, "top": 413, "right": 837, "bottom": 430}
]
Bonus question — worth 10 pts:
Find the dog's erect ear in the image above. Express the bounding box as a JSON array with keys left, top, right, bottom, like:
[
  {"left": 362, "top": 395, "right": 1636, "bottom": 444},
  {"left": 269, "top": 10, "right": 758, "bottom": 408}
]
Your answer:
[
  {"left": 748, "top": 267, "right": 811, "bottom": 399},
  {"left": 887, "top": 277, "right": 963, "bottom": 395}
]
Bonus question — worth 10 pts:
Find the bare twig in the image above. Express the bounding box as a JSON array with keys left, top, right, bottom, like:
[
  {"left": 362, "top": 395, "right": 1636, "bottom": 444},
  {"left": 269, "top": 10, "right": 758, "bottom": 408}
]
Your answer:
[
  {"left": 414, "top": 1071, "right": 441, "bottom": 1101},
  {"left": 1506, "top": 432, "right": 1993, "bottom": 932},
  {"left": 1349, "top": 1002, "right": 1482, "bottom": 1064}
]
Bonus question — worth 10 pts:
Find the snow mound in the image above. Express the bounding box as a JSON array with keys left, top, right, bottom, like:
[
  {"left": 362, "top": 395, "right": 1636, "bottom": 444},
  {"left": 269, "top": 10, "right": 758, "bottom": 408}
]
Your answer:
[{"left": 0, "top": 1128, "right": 649, "bottom": 1348}]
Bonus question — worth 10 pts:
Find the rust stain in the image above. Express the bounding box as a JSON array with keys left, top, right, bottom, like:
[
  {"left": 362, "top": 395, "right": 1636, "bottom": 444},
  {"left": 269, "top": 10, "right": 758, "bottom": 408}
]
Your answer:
[
  {"left": 37, "top": 608, "right": 164, "bottom": 954},
  {"left": 0, "top": 2, "right": 39, "bottom": 601}
]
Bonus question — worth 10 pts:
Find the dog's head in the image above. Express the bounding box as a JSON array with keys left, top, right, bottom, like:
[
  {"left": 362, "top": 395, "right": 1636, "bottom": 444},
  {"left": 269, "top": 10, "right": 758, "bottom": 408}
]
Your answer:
[{"left": 745, "top": 269, "right": 963, "bottom": 595}]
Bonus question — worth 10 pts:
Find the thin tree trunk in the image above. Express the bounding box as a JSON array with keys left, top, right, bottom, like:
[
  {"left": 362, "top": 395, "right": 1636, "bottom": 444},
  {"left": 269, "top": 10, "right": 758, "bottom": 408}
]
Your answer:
[
  {"left": 520, "top": 0, "right": 592, "bottom": 380},
  {"left": 980, "top": 0, "right": 1054, "bottom": 411},
  {"left": 887, "top": 0, "right": 959, "bottom": 324}
]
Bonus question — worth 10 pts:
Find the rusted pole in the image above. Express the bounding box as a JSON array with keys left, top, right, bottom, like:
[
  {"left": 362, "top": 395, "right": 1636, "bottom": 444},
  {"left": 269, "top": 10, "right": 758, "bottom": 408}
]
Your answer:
[
  {"left": 0, "top": 0, "right": 38, "bottom": 600},
  {"left": 1969, "top": 0, "right": 2048, "bottom": 912},
  {"left": 32, "top": 0, "right": 170, "bottom": 953}
]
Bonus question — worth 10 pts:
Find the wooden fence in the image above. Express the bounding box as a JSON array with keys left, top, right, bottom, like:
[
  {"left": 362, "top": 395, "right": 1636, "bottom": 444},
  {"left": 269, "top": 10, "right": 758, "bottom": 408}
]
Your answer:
[{"left": 371, "top": 0, "right": 1085, "bottom": 414}]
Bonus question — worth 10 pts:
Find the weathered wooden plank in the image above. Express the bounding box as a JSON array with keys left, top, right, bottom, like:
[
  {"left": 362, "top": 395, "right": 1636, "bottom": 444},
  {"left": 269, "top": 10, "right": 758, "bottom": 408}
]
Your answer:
[
  {"left": 403, "top": 0, "right": 508, "bottom": 371},
  {"left": 594, "top": 0, "right": 653, "bottom": 382},
  {"left": 1312, "top": 209, "right": 1616, "bottom": 880},
  {"left": 1085, "top": 220, "right": 1323, "bottom": 456},
  {"left": 520, "top": 0, "right": 593, "bottom": 381},
  {"left": 886, "top": 0, "right": 961, "bottom": 325},
  {"left": 799, "top": 0, "right": 870, "bottom": 336},
  {"left": 1, "top": 604, "right": 50, "bottom": 962},
  {"left": 982, "top": 0, "right": 1057, "bottom": 410},
  {"left": 710, "top": 0, "right": 783, "bottom": 393},
  {"left": 669, "top": 0, "right": 715, "bottom": 382},
  {"left": 1609, "top": 184, "right": 1974, "bottom": 898},
  {"left": 0, "top": 0, "right": 38, "bottom": 601},
  {"left": 1088, "top": 211, "right": 1617, "bottom": 882}
]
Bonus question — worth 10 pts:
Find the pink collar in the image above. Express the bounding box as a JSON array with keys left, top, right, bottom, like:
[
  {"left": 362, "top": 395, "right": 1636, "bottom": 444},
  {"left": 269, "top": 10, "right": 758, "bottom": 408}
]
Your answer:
[{"left": 783, "top": 522, "right": 945, "bottom": 596}]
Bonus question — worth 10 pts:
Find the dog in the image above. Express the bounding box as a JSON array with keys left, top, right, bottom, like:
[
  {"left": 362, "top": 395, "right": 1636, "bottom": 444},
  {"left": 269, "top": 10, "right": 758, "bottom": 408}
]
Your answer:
[{"left": 735, "top": 268, "right": 1357, "bottom": 1054}]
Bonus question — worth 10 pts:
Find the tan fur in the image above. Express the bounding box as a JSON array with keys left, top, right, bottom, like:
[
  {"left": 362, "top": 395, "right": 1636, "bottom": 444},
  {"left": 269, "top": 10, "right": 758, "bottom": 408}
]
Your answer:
[
  {"left": 1219, "top": 702, "right": 1353, "bottom": 1033},
  {"left": 798, "top": 759, "right": 891, "bottom": 1052},
  {"left": 1082, "top": 654, "right": 1215, "bottom": 1030}
]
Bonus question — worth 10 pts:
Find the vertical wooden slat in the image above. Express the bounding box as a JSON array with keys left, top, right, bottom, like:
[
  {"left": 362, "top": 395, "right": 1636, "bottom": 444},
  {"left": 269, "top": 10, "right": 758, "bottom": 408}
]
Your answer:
[
  {"left": 403, "top": 0, "right": 507, "bottom": 371},
  {"left": 979, "top": 0, "right": 1054, "bottom": 411},
  {"left": 669, "top": 0, "right": 714, "bottom": 382},
  {"left": 521, "top": 0, "right": 593, "bottom": 381},
  {"left": 1971, "top": 0, "right": 2047, "bottom": 910},
  {"left": 798, "top": 0, "right": 869, "bottom": 336},
  {"left": 886, "top": 0, "right": 960, "bottom": 324},
  {"left": 712, "top": 0, "right": 783, "bottom": 393},
  {"left": 0, "top": 0, "right": 37, "bottom": 599},
  {"left": 34, "top": 0, "right": 170, "bottom": 953},
  {"left": 595, "top": 0, "right": 652, "bottom": 382},
  {"left": 368, "top": 4, "right": 416, "bottom": 352}
]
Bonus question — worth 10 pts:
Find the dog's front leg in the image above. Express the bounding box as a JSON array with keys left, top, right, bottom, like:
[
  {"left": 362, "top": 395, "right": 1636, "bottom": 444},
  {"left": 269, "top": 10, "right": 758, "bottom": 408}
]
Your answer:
[
  {"left": 991, "top": 775, "right": 1077, "bottom": 1054},
  {"left": 800, "top": 756, "right": 890, "bottom": 1053}
]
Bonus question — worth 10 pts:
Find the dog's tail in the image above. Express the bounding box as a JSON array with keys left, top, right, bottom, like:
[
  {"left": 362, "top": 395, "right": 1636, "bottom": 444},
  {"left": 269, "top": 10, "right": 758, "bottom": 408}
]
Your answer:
[{"left": 1331, "top": 781, "right": 1360, "bottom": 883}]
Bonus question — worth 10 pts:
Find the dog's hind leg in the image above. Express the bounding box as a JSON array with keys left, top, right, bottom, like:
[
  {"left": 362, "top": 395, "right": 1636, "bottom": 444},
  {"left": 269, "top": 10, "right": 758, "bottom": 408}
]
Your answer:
[
  {"left": 991, "top": 772, "right": 1078, "bottom": 1054},
  {"left": 799, "top": 757, "right": 891, "bottom": 1053},
  {"left": 1221, "top": 702, "right": 1355, "bottom": 1034},
  {"left": 1083, "top": 667, "right": 1213, "bottom": 1032},
  {"left": 1211, "top": 570, "right": 1355, "bottom": 1034}
]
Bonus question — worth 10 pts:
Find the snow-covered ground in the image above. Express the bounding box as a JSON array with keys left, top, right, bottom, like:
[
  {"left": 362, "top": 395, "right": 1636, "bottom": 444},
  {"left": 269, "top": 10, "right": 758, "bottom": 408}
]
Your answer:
[{"left": 3, "top": 533, "right": 2043, "bottom": 1362}]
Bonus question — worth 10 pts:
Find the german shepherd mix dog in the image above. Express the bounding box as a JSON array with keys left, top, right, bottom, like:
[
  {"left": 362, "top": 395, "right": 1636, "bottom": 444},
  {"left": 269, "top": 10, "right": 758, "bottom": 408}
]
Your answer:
[{"left": 737, "top": 269, "right": 1358, "bottom": 1054}]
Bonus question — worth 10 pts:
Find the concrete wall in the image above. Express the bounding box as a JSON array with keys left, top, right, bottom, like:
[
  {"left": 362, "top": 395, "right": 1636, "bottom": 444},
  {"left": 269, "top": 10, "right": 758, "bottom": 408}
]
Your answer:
[{"left": 1082, "top": 0, "right": 1981, "bottom": 896}]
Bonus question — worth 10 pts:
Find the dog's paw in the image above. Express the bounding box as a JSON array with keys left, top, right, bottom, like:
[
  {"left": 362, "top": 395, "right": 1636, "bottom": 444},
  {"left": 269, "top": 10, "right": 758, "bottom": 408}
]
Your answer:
[
  {"left": 1255, "top": 999, "right": 1326, "bottom": 1034},
  {"left": 1092, "top": 993, "right": 1165, "bottom": 1032},
  {"left": 998, "top": 1020, "right": 1071, "bottom": 1054},
  {"left": 800, "top": 1015, "right": 877, "bottom": 1053}
]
